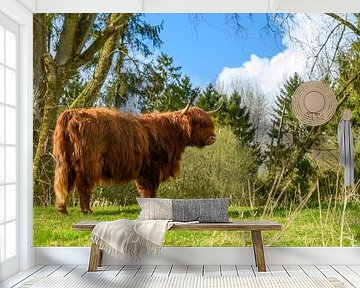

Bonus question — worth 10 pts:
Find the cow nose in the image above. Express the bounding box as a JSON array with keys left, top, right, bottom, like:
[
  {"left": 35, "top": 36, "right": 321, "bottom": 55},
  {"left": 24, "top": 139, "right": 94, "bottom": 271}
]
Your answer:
[{"left": 209, "top": 135, "right": 216, "bottom": 142}]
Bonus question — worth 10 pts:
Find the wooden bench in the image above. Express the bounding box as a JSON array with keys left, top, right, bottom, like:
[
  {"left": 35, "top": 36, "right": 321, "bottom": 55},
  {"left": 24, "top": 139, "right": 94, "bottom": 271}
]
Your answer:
[{"left": 72, "top": 220, "right": 281, "bottom": 273}]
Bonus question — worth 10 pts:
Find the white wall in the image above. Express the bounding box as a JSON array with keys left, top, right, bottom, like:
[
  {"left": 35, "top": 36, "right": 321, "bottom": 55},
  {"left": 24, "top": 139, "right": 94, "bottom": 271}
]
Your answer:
[{"left": 36, "top": 247, "right": 360, "bottom": 266}]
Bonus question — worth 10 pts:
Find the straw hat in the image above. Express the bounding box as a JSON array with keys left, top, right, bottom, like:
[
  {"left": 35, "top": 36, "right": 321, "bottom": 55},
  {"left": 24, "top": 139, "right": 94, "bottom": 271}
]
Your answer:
[{"left": 291, "top": 81, "right": 337, "bottom": 126}]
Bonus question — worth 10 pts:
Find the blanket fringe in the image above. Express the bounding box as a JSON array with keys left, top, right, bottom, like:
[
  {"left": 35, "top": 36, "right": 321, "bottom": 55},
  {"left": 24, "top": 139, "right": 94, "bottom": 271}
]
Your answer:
[{"left": 92, "top": 229, "right": 162, "bottom": 262}]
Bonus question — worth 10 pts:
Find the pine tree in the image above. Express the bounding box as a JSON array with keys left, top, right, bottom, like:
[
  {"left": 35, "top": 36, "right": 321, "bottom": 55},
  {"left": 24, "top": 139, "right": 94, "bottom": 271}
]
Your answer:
[
  {"left": 196, "top": 83, "right": 223, "bottom": 111},
  {"left": 197, "top": 85, "right": 255, "bottom": 146},
  {"left": 196, "top": 83, "right": 227, "bottom": 124},
  {"left": 140, "top": 53, "right": 198, "bottom": 112},
  {"left": 225, "top": 91, "right": 255, "bottom": 145},
  {"left": 268, "top": 73, "right": 303, "bottom": 149}
]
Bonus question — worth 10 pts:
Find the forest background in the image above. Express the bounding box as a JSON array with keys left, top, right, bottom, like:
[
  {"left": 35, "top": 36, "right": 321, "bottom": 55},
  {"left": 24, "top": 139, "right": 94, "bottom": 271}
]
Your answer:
[{"left": 32, "top": 13, "right": 360, "bottom": 247}]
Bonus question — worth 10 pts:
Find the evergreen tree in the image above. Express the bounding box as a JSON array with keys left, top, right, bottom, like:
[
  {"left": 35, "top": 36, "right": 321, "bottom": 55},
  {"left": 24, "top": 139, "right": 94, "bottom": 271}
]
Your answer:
[
  {"left": 197, "top": 85, "right": 255, "bottom": 146},
  {"left": 196, "top": 83, "right": 228, "bottom": 126},
  {"left": 196, "top": 83, "right": 223, "bottom": 111},
  {"left": 268, "top": 73, "right": 303, "bottom": 150},
  {"left": 225, "top": 91, "right": 255, "bottom": 145},
  {"left": 140, "top": 53, "right": 198, "bottom": 112}
]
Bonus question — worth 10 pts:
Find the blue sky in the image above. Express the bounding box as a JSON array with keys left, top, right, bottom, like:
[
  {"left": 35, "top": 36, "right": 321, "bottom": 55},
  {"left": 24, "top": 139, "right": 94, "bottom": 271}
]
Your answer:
[{"left": 144, "top": 14, "right": 285, "bottom": 88}]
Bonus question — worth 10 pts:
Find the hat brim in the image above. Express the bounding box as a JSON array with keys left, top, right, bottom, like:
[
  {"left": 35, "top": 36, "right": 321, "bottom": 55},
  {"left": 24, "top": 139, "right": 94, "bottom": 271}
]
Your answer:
[{"left": 291, "top": 81, "right": 337, "bottom": 126}]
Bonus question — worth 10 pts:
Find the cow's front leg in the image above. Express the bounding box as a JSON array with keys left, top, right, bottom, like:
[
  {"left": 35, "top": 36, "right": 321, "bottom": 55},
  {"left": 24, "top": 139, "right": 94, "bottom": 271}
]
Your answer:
[{"left": 135, "top": 177, "right": 159, "bottom": 198}]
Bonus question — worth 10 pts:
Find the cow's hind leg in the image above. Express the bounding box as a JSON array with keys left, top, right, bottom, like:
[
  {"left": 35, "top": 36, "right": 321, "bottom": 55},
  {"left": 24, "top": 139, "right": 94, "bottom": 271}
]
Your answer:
[
  {"left": 54, "top": 164, "right": 75, "bottom": 215},
  {"left": 76, "top": 177, "right": 94, "bottom": 214}
]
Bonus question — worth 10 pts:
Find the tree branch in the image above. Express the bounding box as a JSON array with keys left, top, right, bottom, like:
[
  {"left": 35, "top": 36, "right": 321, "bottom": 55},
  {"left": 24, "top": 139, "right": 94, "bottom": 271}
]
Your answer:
[
  {"left": 72, "top": 14, "right": 97, "bottom": 56},
  {"left": 55, "top": 14, "right": 80, "bottom": 65},
  {"left": 327, "top": 24, "right": 346, "bottom": 78},
  {"left": 309, "top": 23, "right": 341, "bottom": 77},
  {"left": 325, "top": 13, "right": 360, "bottom": 37},
  {"left": 69, "top": 13, "right": 131, "bottom": 70}
]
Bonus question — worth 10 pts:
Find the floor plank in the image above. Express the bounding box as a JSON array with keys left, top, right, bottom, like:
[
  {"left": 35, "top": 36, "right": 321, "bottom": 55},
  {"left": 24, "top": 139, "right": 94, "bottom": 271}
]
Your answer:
[
  {"left": 236, "top": 265, "right": 255, "bottom": 277},
  {"left": 66, "top": 265, "right": 88, "bottom": 277},
  {"left": 268, "top": 265, "right": 289, "bottom": 277},
  {"left": 316, "top": 265, "right": 352, "bottom": 287},
  {"left": 2, "top": 264, "right": 360, "bottom": 287},
  {"left": 102, "top": 265, "right": 124, "bottom": 277},
  {"left": 300, "top": 265, "right": 324, "bottom": 277},
  {"left": 187, "top": 265, "right": 203, "bottom": 277},
  {"left": 152, "top": 265, "right": 172, "bottom": 277},
  {"left": 117, "top": 265, "right": 140, "bottom": 277},
  {"left": 169, "top": 265, "right": 187, "bottom": 277},
  {"left": 203, "top": 265, "right": 221, "bottom": 277},
  {"left": 31, "top": 266, "right": 61, "bottom": 277},
  {"left": 349, "top": 266, "right": 360, "bottom": 276},
  {"left": 283, "top": 265, "right": 308, "bottom": 277},
  {"left": 0, "top": 266, "right": 45, "bottom": 288},
  {"left": 332, "top": 266, "right": 360, "bottom": 288},
  {"left": 221, "top": 265, "right": 238, "bottom": 277},
  {"left": 136, "top": 265, "right": 156, "bottom": 277},
  {"left": 49, "top": 266, "right": 76, "bottom": 277}
]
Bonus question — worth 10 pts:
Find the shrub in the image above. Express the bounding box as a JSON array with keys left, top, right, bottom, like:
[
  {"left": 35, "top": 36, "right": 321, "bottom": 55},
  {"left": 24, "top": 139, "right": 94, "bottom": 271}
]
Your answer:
[{"left": 158, "top": 126, "right": 260, "bottom": 205}]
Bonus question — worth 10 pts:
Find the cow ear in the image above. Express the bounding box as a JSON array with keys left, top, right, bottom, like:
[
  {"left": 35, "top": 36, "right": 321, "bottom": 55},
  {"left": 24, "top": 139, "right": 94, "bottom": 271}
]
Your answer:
[{"left": 181, "top": 102, "right": 191, "bottom": 115}]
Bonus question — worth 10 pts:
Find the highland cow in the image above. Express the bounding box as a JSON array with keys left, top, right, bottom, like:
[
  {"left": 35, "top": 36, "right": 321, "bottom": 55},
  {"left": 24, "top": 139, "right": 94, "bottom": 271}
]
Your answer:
[{"left": 53, "top": 104, "right": 220, "bottom": 214}]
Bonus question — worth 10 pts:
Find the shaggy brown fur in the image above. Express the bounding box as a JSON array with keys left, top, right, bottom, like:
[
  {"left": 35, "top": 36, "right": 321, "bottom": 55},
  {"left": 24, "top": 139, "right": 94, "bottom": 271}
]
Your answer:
[{"left": 53, "top": 107, "right": 216, "bottom": 214}]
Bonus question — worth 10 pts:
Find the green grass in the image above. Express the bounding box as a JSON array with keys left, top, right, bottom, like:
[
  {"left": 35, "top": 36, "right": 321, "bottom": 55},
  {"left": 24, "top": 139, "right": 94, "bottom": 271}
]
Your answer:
[{"left": 33, "top": 203, "right": 360, "bottom": 247}]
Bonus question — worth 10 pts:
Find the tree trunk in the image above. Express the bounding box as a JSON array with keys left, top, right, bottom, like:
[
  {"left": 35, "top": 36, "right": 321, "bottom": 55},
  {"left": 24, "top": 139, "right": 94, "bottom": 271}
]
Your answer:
[
  {"left": 33, "top": 13, "right": 132, "bottom": 205},
  {"left": 33, "top": 87, "right": 62, "bottom": 205},
  {"left": 33, "top": 14, "right": 48, "bottom": 154},
  {"left": 33, "top": 54, "right": 64, "bottom": 205}
]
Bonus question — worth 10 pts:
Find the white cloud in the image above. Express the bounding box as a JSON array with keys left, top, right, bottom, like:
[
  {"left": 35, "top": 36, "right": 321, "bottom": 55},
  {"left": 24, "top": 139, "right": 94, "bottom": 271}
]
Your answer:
[
  {"left": 217, "top": 14, "right": 354, "bottom": 104},
  {"left": 218, "top": 48, "right": 306, "bottom": 99}
]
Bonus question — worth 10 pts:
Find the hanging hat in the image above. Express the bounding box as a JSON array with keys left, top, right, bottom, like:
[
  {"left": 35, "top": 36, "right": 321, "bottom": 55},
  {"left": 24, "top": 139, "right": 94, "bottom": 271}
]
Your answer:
[
  {"left": 282, "top": 132, "right": 293, "bottom": 145},
  {"left": 291, "top": 81, "right": 337, "bottom": 126}
]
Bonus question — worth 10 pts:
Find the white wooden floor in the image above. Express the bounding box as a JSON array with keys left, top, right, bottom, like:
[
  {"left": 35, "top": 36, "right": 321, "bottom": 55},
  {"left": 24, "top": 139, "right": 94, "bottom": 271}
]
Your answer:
[{"left": 1, "top": 265, "right": 360, "bottom": 287}]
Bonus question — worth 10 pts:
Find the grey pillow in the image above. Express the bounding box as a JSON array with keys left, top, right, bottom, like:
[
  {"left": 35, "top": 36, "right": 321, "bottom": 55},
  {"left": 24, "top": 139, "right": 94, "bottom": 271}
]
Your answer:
[{"left": 137, "top": 198, "right": 229, "bottom": 223}]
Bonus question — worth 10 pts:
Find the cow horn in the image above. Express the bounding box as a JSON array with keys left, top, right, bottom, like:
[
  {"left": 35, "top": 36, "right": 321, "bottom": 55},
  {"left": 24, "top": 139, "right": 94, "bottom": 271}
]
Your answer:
[
  {"left": 181, "top": 101, "right": 191, "bottom": 115},
  {"left": 206, "top": 100, "right": 223, "bottom": 115}
]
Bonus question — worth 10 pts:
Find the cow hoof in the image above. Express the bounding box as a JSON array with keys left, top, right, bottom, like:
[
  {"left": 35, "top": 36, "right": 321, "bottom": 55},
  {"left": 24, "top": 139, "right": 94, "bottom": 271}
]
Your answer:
[
  {"left": 57, "top": 208, "right": 68, "bottom": 215},
  {"left": 81, "top": 209, "right": 93, "bottom": 214},
  {"left": 56, "top": 205, "right": 68, "bottom": 215}
]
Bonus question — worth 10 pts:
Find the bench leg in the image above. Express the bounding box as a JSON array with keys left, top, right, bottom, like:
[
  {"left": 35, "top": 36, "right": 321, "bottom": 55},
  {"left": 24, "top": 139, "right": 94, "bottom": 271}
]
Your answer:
[
  {"left": 251, "top": 231, "right": 266, "bottom": 272},
  {"left": 88, "top": 242, "right": 103, "bottom": 272}
]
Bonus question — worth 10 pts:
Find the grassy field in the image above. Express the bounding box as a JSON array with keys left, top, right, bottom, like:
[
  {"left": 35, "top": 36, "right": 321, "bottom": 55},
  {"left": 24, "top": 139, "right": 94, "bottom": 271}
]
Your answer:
[{"left": 33, "top": 202, "right": 360, "bottom": 247}]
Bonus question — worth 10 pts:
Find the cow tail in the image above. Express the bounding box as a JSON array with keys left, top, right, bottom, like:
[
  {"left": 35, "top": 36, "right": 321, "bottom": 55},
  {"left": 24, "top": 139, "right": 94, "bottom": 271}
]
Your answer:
[{"left": 53, "top": 111, "right": 73, "bottom": 213}]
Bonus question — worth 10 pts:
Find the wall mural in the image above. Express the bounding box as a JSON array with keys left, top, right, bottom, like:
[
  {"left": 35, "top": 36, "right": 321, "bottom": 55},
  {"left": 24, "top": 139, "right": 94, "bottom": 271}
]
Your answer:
[{"left": 33, "top": 13, "right": 360, "bottom": 248}]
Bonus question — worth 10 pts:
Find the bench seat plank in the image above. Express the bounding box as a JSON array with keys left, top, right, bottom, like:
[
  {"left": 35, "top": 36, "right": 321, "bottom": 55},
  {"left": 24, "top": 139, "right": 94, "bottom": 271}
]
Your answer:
[{"left": 72, "top": 220, "right": 281, "bottom": 231}]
